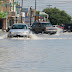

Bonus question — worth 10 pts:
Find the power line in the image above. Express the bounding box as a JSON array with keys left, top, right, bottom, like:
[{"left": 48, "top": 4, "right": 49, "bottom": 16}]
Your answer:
[{"left": 46, "top": 4, "right": 52, "bottom": 8}]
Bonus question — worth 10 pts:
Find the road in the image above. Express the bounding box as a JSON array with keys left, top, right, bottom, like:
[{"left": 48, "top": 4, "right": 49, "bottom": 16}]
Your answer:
[{"left": 0, "top": 31, "right": 72, "bottom": 72}]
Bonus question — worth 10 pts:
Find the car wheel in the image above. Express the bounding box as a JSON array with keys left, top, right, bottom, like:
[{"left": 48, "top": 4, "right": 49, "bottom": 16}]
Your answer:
[
  {"left": 8, "top": 35, "right": 13, "bottom": 38},
  {"left": 41, "top": 30, "right": 45, "bottom": 34},
  {"left": 35, "top": 32, "right": 39, "bottom": 34},
  {"left": 48, "top": 33, "right": 52, "bottom": 35},
  {"left": 67, "top": 30, "right": 71, "bottom": 32}
]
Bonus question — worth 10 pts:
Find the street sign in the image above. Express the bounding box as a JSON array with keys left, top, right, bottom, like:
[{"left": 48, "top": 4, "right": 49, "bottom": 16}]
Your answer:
[
  {"left": 16, "top": 7, "right": 22, "bottom": 8},
  {"left": 22, "top": 8, "right": 28, "bottom": 13}
]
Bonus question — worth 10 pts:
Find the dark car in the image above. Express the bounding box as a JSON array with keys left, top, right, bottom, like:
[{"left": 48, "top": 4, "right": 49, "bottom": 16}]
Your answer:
[
  {"left": 31, "top": 22, "right": 57, "bottom": 34},
  {"left": 64, "top": 23, "right": 72, "bottom": 32}
]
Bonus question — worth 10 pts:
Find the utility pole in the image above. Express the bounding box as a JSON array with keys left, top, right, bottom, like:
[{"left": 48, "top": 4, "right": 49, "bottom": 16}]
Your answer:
[
  {"left": 35, "top": 0, "right": 36, "bottom": 22},
  {"left": 21, "top": 0, "right": 23, "bottom": 23},
  {"left": 10, "top": 2, "right": 11, "bottom": 11},
  {"left": 30, "top": 6, "right": 32, "bottom": 25},
  {"left": 16, "top": 17, "right": 17, "bottom": 23},
  {"left": 13, "top": 0, "right": 14, "bottom": 12},
  {"left": 22, "top": 0, "right": 23, "bottom": 7}
]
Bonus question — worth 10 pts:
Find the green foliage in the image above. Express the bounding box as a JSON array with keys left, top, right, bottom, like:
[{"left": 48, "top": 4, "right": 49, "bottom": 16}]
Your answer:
[
  {"left": 0, "top": 12, "right": 7, "bottom": 18},
  {"left": 36, "top": 11, "right": 39, "bottom": 14},
  {"left": 43, "top": 7, "right": 71, "bottom": 25},
  {"left": 70, "top": 19, "right": 72, "bottom": 23}
]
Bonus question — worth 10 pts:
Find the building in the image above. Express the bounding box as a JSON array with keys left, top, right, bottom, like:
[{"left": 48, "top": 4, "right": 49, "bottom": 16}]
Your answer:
[
  {"left": 38, "top": 12, "right": 49, "bottom": 22},
  {"left": 0, "top": 0, "right": 16, "bottom": 30}
]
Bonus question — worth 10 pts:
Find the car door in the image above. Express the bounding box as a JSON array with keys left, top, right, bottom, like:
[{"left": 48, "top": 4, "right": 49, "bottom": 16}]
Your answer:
[
  {"left": 36, "top": 23, "right": 43, "bottom": 33},
  {"left": 32, "top": 23, "right": 40, "bottom": 33},
  {"left": 32, "top": 23, "right": 42, "bottom": 33}
]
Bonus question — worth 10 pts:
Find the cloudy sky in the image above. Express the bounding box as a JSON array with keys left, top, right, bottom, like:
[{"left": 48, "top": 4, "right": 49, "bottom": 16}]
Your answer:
[{"left": 15, "top": 0, "right": 72, "bottom": 16}]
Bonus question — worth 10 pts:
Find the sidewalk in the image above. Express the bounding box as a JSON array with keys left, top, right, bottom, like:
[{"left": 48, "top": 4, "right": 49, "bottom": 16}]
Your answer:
[{"left": 0, "top": 29, "right": 7, "bottom": 36}]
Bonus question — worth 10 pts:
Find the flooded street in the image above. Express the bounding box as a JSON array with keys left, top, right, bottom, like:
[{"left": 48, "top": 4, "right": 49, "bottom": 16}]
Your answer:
[
  {"left": 0, "top": 30, "right": 72, "bottom": 72},
  {"left": 0, "top": 0, "right": 72, "bottom": 71}
]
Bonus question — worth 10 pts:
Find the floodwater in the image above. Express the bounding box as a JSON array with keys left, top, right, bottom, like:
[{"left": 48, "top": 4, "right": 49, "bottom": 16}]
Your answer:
[{"left": 0, "top": 28, "right": 72, "bottom": 72}]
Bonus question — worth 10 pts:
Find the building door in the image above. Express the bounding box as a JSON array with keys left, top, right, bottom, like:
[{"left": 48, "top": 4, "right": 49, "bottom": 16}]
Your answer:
[{"left": 0, "top": 19, "right": 3, "bottom": 29}]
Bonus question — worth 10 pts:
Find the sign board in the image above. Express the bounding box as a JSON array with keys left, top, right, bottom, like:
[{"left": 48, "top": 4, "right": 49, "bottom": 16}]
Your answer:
[
  {"left": 25, "top": 17, "right": 34, "bottom": 24},
  {"left": 22, "top": 12, "right": 25, "bottom": 17},
  {"left": 22, "top": 8, "right": 28, "bottom": 13},
  {"left": 14, "top": 17, "right": 34, "bottom": 24},
  {"left": 16, "top": 7, "right": 22, "bottom": 8}
]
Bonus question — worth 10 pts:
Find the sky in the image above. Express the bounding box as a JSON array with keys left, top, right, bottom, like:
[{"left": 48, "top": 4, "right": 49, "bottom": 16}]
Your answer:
[{"left": 15, "top": 0, "right": 72, "bottom": 16}]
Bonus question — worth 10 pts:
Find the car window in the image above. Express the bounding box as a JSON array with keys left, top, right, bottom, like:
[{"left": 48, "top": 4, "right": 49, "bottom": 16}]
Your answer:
[
  {"left": 60, "top": 25, "right": 64, "bottom": 27},
  {"left": 42, "top": 23, "right": 53, "bottom": 27},
  {"left": 11, "top": 25, "right": 27, "bottom": 29},
  {"left": 32, "top": 23, "right": 41, "bottom": 27}
]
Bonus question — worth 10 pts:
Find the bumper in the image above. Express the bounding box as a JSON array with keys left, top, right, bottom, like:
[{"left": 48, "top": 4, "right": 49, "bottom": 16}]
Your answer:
[
  {"left": 45, "top": 30, "right": 57, "bottom": 34},
  {"left": 8, "top": 33, "right": 30, "bottom": 37}
]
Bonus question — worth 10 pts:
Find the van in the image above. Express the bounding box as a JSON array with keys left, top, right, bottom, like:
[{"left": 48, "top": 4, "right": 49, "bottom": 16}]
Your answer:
[{"left": 64, "top": 23, "right": 72, "bottom": 32}]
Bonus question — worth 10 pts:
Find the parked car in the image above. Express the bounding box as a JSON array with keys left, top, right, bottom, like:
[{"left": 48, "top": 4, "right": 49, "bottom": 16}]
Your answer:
[
  {"left": 53, "top": 25, "right": 64, "bottom": 29},
  {"left": 31, "top": 22, "right": 57, "bottom": 34},
  {"left": 8, "top": 23, "right": 31, "bottom": 38},
  {"left": 58, "top": 25, "right": 64, "bottom": 29},
  {"left": 64, "top": 23, "right": 72, "bottom": 32},
  {"left": 53, "top": 25, "right": 58, "bottom": 27}
]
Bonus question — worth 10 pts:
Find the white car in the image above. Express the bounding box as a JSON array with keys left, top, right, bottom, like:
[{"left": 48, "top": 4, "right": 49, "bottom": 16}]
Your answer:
[
  {"left": 53, "top": 25, "right": 58, "bottom": 27},
  {"left": 8, "top": 23, "right": 31, "bottom": 38}
]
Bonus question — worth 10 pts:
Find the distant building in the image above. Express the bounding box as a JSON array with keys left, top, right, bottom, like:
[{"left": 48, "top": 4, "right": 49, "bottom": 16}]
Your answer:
[
  {"left": 39, "top": 12, "right": 49, "bottom": 22},
  {"left": 0, "top": 0, "right": 13, "bottom": 12},
  {"left": 0, "top": 0, "right": 17, "bottom": 30}
]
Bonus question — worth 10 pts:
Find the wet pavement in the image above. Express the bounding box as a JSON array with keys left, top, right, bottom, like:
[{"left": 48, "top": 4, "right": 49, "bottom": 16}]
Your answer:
[
  {"left": 0, "top": 30, "right": 8, "bottom": 39},
  {"left": 0, "top": 29, "right": 72, "bottom": 72}
]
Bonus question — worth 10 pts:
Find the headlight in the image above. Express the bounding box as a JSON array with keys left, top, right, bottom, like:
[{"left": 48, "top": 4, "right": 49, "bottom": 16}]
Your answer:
[{"left": 10, "top": 32, "right": 13, "bottom": 34}]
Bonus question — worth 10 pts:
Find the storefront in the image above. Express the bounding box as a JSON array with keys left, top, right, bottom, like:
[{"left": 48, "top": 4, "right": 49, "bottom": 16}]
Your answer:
[{"left": 0, "top": 18, "right": 6, "bottom": 30}]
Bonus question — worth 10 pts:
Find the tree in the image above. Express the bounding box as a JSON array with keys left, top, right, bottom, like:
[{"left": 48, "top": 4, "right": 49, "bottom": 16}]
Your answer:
[
  {"left": 43, "top": 7, "right": 71, "bottom": 25},
  {"left": 0, "top": 12, "right": 7, "bottom": 18},
  {"left": 36, "top": 11, "right": 39, "bottom": 14}
]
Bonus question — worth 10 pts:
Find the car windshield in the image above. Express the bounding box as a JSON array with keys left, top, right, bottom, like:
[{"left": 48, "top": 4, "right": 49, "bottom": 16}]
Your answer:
[
  {"left": 42, "top": 23, "right": 53, "bottom": 27},
  {"left": 60, "top": 25, "right": 64, "bottom": 27},
  {"left": 11, "top": 25, "right": 27, "bottom": 29}
]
